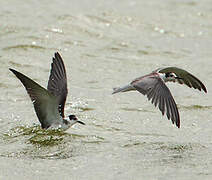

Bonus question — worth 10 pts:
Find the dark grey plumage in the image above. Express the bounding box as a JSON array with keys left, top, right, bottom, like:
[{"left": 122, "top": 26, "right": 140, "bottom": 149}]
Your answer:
[
  {"left": 158, "top": 67, "right": 207, "bottom": 93},
  {"left": 10, "top": 52, "right": 84, "bottom": 130},
  {"left": 113, "top": 67, "right": 207, "bottom": 128},
  {"left": 47, "top": 52, "right": 68, "bottom": 118}
]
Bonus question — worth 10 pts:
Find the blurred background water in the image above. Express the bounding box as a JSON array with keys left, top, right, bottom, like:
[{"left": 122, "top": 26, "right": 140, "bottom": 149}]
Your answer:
[{"left": 0, "top": 0, "right": 212, "bottom": 179}]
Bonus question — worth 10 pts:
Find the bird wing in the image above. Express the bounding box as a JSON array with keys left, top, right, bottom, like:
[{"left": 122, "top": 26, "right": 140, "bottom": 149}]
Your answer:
[
  {"left": 47, "top": 52, "right": 68, "bottom": 118},
  {"left": 131, "top": 75, "right": 180, "bottom": 128},
  {"left": 9, "top": 68, "right": 60, "bottom": 129},
  {"left": 158, "top": 67, "right": 207, "bottom": 93}
]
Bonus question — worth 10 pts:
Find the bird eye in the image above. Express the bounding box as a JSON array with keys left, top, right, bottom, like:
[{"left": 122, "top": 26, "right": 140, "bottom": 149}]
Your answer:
[
  {"left": 69, "top": 115, "right": 77, "bottom": 120},
  {"left": 165, "top": 72, "right": 175, "bottom": 78},
  {"left": 165, "top": 73, "right": 170, "bottom": 78},
  {"left": 169, "top": 73, "right": 176, "bottom": 77}
]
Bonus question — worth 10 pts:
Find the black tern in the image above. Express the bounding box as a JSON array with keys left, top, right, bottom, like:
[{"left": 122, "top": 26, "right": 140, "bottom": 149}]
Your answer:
[
  {"left": 113, "top": 67, "right": 207, "bottom": 128},
  {"left": 10, "top": 52, "right": 85, "bottom": 130}
]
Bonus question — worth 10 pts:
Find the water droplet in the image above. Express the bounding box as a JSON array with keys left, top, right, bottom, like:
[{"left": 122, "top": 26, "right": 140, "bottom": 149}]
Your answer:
[
  {"left": 198, "top": 31, "right": 203, "bottom": 36},
  {"left": 180, "top": 33, "right": 185, "bottom": 37},
  {"left": 105, "top": 23, "right": 110, "bottom": 27},
  {"left": 51, "top": 28, "right": 63, "bottom": 33},
  {"left": 197, "top": 12, "right": 203, "bottom": 16},
  {"left": 154, "top": 27, "right": 159, "bottom": 31},
  {"left": 127, "top": 17, "right": 132, "bottom": 22},
  {"left": 159, "top": 29, "right": 165, "bottom": 34}
]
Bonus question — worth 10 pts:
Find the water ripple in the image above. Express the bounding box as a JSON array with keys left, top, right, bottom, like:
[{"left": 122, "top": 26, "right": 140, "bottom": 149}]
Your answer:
[{"left": 3, "top": 44, "right": 46, "bottom": 51}]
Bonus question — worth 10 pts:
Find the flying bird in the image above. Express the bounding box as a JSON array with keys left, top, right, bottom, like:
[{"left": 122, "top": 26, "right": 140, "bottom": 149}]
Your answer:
[
  {"left": 10, "top": 52, "right": 85, "bottom": 130},
  {"left": 112, "top": 67, "right": 207, "bottom": 128}
]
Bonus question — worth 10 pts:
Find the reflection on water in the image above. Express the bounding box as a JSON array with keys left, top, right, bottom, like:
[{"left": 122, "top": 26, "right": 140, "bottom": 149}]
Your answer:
[
  {"left": 178, "top": 104, "right": 212, "bottom": 110},
  {"left": 123, "top": 141, "right": 205, "bottom": 153},
  {"left": 1, "top": 125, "right": 105, "bottom": 159},
  {"left": 3, "top": 44, "right": 46, "bottom": 51},
  {"left": 121, "top": 107, "right": 155, "bottom": 113}
]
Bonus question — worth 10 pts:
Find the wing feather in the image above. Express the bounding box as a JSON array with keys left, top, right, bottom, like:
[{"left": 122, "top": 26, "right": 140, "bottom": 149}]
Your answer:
[
  {"left": 159, "top": 67, "right": 207, "bottom": 93},
  {"left": 131, "top": 76, "right": 180, "bottom": 128},
  {"left": 47, "top": 52, "right": 68, "bottom": 118},
  {"left": 9, "top": 68, "right": 59, "bottom": 129}
]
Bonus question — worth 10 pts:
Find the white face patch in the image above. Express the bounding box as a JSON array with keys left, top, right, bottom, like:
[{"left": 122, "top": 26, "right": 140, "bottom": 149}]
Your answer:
[
  {"left": 158, "top": 73, "right": 166, "bottom": 81},
  {"left": 169, "top": 72, "right": 177, "bottom": 78},
  {"left": 158, "top": 72, "right": 177, "bottom": 82},
  {"left": 166, "top": 72, "right": 177, "bottom": 82}
]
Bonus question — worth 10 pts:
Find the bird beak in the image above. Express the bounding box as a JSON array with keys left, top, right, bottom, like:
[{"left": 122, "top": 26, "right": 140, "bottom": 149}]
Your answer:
[
  {"left": 76, "top": 120, "right": 85, "bottom": 125},
  {"left": 175, "top": 77, "right": 183, "bottom": 80}
]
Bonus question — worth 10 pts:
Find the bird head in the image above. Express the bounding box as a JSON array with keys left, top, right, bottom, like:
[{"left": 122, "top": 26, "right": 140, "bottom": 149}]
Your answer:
[
  {"left": 68, "top": 115, "right": 85, "bottom": 126},
  {"left": 165, "top": 72, "right": 182, "bottom": 82}
]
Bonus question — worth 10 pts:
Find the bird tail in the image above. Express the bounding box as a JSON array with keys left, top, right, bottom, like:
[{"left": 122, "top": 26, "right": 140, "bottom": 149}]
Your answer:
[{"left": 112, "top": 84, "right": 135, "bottom": 94}]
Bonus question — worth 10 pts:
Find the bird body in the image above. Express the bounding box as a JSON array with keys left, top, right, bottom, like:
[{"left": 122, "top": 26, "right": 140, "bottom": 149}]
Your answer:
[
  {"left": 10, "top": 52, "right": 84, "bottom": 130},
  {"left": 113, "top": 67, "right": 207, "bottom": 128}
]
